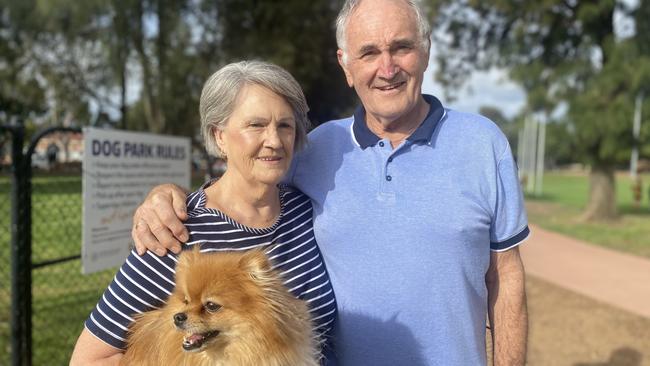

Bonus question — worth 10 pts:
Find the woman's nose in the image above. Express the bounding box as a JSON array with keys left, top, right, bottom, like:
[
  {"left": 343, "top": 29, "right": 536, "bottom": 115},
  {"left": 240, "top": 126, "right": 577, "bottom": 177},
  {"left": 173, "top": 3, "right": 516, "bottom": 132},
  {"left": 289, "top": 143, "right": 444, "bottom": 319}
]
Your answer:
[{"left": 264, "top": 126, "right": 282, "bottom": 147}]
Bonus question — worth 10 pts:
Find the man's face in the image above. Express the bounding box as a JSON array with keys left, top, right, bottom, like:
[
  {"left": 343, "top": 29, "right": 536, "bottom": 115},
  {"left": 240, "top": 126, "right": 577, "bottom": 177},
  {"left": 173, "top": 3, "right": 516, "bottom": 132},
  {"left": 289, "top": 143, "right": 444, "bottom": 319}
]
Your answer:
[{"left": 338, "top": 0, "right": 429, "bottom": 127}]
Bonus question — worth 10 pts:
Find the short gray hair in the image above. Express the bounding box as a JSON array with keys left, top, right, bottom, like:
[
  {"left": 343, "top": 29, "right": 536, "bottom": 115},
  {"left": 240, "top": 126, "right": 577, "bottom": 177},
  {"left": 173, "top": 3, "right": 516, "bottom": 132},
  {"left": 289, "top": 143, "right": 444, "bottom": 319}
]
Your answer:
[
  {"left": 335, "top": 0, "right": 431, "bottom": 64},
  {"left": 200, "top": 61, "right": 310, "bottom": 157}
]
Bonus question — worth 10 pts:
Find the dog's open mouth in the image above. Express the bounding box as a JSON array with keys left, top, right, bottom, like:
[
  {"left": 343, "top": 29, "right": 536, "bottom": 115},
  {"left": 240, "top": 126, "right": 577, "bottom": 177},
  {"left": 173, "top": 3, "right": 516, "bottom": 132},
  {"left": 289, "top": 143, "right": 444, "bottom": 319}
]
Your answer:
[{"left": 182, "top": 330, "right": 220, "bottom": 351}]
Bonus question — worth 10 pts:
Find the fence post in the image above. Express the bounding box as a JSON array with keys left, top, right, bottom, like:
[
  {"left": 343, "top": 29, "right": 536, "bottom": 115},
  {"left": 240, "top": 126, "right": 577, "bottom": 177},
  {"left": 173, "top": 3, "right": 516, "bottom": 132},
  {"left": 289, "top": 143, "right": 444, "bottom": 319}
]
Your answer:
[{"left": 9, "top": 124, "right": 32, "bottom": 366}]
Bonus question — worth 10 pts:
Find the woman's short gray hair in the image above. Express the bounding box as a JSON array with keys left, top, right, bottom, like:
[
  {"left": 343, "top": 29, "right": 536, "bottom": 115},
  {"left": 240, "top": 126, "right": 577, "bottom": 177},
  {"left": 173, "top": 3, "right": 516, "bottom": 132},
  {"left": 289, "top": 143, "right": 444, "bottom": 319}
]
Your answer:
[
  {"left": 200, "top": 60, "right": 310, "bottom": 157},
  {"left": 335, "top": 0, "right": 431, "bottom": 64}
]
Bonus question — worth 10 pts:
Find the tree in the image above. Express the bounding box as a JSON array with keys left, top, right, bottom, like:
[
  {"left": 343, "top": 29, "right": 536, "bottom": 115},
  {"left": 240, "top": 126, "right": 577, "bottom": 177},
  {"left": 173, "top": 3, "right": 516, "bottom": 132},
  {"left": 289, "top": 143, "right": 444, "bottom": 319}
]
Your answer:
[
  {"left": 0, "top": 1, "right": 46, "bottom": 123},
  {"left": 428, "top": 0, "right": 650, "bottom": 220},
  {"left": 2, "top": 0, "right": 357, "bottom": 145},
  {"left": 210, "top": 0, "right": 356, "bottom": 125}
]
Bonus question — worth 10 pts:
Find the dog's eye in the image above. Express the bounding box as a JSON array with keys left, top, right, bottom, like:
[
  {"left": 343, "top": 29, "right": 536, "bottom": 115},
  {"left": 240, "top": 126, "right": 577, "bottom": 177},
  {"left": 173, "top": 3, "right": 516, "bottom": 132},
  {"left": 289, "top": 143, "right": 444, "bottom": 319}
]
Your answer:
[{"left": 204, "top": 301, "right": 221, "bottom": 313}]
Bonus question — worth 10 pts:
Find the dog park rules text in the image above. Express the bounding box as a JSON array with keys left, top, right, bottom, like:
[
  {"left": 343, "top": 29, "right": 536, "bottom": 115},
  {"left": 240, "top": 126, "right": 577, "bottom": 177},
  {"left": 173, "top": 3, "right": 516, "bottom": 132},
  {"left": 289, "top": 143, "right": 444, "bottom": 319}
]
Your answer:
[{"left": 82, "top": 127, "right": 191, "bottom": 274}]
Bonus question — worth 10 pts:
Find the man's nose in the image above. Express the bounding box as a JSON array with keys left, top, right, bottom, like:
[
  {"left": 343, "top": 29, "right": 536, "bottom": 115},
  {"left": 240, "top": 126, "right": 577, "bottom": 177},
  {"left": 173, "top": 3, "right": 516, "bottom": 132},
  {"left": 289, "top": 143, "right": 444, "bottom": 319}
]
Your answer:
[{"left": 378, "top": 52, "right": 399, "bottom": 79}]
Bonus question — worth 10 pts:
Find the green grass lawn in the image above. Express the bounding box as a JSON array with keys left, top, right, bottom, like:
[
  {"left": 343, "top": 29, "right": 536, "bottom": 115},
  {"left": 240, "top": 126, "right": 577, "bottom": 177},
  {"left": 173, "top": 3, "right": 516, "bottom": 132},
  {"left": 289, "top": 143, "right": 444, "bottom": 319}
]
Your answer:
[
  {"left": 0, "top": 174, "right": 115, "bottom": 365},
  {"left": 526, "top": 171, "right": 650, "bottom": 259}
]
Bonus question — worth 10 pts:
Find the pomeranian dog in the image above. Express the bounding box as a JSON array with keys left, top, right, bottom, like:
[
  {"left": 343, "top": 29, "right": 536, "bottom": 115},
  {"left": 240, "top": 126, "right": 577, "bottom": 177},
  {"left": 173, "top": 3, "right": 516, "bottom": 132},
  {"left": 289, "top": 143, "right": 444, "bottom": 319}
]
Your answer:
[{"left": 120, "top": 247, "right": 320, "bottom": 366}]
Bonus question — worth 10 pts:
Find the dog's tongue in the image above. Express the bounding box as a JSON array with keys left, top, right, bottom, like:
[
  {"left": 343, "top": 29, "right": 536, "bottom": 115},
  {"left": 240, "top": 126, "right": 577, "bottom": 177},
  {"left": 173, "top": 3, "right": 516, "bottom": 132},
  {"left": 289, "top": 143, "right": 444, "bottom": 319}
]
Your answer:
[
  {"left": 187, "top": 334, "right": 205, "bottom": 343},
  {"left": 182, "top": 333, "right": 205, "bottom": 350}
]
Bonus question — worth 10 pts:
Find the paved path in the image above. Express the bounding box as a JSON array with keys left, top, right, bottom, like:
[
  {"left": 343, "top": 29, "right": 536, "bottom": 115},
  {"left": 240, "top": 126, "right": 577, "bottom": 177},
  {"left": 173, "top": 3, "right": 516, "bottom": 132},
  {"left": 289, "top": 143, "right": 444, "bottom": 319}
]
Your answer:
[{"left": 520, "top": 224, "right": 650, "bottom": 319}]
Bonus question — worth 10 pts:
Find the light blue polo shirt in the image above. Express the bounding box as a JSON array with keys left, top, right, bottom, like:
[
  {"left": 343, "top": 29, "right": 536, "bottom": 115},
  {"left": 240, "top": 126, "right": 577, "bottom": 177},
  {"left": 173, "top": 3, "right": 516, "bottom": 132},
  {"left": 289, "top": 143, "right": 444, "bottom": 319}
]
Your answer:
[{"left": 288, "top": 95, "right": 529, "bottom": 365}]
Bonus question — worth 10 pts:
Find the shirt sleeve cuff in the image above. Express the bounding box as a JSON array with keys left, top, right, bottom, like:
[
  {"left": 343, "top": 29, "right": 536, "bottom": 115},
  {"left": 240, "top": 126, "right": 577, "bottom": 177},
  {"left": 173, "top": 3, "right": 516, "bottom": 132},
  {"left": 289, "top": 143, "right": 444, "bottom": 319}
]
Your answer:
[
  {"left": 490, "top": 226, "right": 530, "bottom": 252},
  {"left": 85, "top": 317, "right": 127, "bottom": 350}
]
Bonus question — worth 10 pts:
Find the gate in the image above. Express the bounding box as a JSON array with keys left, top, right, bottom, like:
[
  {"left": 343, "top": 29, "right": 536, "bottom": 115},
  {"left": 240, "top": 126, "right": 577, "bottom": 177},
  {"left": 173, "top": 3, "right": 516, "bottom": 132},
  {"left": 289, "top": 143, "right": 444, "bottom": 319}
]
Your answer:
[
  {"left": 1, "top": 125, "right": 211, "bottom": 365},
  {"left": 1, "top": 125, "right": 116, "bottom": 366}
]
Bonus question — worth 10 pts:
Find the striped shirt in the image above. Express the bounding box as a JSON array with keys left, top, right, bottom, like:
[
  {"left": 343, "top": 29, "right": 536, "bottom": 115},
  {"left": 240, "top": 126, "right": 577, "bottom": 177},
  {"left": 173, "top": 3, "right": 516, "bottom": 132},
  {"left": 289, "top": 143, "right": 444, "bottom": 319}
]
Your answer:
[{"left": 85, "top": 184, "right": 337, "bottom": 355}]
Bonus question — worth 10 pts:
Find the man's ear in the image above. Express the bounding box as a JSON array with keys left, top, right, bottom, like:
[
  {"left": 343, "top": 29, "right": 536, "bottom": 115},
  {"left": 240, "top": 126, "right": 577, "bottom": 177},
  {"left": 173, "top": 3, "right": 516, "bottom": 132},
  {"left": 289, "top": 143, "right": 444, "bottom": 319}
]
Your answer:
[
  {"left": 422, "top": 40, "right": 432, "bottom": 72},
  {"left": 337, "top": 49, "right": 354, "bottom": 88}
]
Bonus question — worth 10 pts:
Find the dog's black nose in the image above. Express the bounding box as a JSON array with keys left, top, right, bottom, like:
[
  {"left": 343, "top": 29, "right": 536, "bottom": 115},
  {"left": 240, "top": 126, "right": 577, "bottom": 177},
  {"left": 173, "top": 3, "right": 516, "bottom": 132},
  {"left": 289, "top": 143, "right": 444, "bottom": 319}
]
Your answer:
[{"left": 173, "top": 312, "right": 187, "bottom": 325}]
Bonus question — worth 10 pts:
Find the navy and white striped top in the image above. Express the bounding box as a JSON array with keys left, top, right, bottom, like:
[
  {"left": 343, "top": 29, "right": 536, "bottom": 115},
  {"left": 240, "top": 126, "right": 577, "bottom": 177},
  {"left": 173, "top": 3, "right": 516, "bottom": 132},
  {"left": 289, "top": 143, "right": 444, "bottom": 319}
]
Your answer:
[{"left": 85, "top": 183, "right": 337, "bottom": 354}]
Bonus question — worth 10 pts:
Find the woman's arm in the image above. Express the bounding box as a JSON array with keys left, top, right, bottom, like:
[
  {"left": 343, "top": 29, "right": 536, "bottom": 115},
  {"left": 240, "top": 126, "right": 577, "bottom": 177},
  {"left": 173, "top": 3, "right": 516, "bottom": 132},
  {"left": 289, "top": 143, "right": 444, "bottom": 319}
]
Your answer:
[
  {"left": 72, "top": 248, "right": 178, "bottom": 365},
  {"left": 69, "top": 328, "right": 123, "bottom": 366}
]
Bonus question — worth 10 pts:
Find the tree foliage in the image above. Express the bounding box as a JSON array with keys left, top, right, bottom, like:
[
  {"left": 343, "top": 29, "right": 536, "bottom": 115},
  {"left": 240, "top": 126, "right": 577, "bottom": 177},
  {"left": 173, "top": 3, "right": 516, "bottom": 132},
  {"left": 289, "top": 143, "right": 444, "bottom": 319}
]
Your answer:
[
  {"left": 0, "top": 1, "right": 46, "bottom": 122},
  {"left": 0, "top": 0, "right": 355, "bottom": 139},
  {"left": 427, "top": 0, "right": 650, "bottom": 220},
  {"left": 210, "top": 0, "right": 356, "bottom": 124}
]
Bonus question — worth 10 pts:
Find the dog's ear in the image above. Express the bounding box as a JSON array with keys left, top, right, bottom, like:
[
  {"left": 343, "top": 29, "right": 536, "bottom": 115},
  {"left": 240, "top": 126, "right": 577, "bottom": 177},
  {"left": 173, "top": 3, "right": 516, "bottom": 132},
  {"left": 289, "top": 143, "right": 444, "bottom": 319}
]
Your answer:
[
  {"left": 239, "top": 250, "right": 272, "bottom": 281},
  {"left": 177, "top": 245, "right": 201, "bottom": 273}
]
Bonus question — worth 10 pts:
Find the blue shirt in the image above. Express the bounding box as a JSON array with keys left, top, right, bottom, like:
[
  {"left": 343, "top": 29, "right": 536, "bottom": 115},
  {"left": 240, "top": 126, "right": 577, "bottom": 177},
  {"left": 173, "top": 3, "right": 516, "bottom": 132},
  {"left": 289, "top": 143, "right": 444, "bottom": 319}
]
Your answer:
[{"left": 288, "top": 95, "right": 529, "bottom": 365}]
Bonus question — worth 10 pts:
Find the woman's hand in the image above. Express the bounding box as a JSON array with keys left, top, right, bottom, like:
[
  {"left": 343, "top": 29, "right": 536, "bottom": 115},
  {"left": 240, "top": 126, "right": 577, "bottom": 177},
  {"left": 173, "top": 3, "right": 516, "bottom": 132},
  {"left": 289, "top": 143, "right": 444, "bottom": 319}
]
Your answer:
[{"left": 132, "top": 183, "right": 190, "bottom": 256}]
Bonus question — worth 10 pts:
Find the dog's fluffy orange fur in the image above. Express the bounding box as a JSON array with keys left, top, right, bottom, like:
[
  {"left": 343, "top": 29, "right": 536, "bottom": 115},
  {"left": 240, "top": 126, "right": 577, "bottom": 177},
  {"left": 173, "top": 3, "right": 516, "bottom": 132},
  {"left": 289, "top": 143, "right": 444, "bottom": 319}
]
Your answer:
[{"left": 120, "top": 247, "right": 320, "bottom": 366}]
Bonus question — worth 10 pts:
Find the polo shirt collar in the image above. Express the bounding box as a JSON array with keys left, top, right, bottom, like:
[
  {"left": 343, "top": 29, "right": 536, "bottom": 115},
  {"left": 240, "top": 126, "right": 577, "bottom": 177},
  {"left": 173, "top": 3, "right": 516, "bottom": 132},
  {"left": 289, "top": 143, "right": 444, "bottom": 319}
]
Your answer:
[{"left": 352, "top": 94, "right": 445, "bottom": 149}]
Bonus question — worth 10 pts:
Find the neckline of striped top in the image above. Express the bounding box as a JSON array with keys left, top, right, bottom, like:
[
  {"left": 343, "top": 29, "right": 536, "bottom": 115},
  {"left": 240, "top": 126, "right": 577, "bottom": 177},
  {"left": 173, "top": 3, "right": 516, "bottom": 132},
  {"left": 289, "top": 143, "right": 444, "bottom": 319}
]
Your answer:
[{"left": 191, "top": 183, "right": 288, "bottom": 235}]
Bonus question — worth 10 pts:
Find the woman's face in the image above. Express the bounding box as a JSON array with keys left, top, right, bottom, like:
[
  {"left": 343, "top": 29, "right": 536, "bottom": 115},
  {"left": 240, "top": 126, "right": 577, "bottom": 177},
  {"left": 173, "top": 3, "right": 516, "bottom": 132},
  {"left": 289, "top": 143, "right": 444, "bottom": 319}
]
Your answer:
[{"left": 215, "top": 84, "right": 296, "bottom": 187}]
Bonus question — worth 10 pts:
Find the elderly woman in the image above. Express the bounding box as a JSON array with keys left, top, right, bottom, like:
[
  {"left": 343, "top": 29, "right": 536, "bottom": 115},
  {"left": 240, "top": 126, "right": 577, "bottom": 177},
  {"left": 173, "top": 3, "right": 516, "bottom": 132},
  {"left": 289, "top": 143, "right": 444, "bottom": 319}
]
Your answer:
[{"left": 70, "top": 61, "right": 337, "bottom": 365}]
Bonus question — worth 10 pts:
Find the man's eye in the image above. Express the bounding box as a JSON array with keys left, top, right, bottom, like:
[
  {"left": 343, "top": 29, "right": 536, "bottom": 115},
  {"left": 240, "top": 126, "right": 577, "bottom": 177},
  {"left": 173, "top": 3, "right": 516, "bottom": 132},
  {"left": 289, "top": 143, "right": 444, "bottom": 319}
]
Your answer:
[
  {"left": 205, "top": 301, "right": 222, "bottom": 313},
  {"left": 359, "top": 49, "right": 378, "bottom": 59},
  {"left": 392, "top": 44, "right": 413, "bottom": 54}
]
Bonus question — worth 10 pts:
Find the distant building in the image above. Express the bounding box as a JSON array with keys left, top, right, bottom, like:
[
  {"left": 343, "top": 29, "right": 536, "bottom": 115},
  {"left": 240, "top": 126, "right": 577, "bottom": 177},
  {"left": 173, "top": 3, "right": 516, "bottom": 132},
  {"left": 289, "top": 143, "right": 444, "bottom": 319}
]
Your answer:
[{"left": 31, "top": 132, "right": 83, "bottom": 170}]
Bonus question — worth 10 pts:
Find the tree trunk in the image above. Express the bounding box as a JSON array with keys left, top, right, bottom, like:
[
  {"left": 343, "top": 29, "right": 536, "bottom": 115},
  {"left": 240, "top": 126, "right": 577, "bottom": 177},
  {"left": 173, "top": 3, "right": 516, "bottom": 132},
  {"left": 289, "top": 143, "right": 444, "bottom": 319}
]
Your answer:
[
  {"left": 130, "top": 1, "right": 164, "bottom": 133},
  {"left": 119, "top": 63, "right": 127, "bottom": 130},
  {"left": 581, "top": 165, "right": 617, "bottom": 221}
]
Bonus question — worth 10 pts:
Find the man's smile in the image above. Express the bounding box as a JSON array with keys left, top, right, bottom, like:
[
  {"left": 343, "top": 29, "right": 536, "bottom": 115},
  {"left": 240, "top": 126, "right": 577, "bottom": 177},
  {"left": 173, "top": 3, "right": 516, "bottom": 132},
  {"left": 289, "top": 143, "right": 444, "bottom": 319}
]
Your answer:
[{"left": 374, "top": 81, "right": 406, "bottom": 91}]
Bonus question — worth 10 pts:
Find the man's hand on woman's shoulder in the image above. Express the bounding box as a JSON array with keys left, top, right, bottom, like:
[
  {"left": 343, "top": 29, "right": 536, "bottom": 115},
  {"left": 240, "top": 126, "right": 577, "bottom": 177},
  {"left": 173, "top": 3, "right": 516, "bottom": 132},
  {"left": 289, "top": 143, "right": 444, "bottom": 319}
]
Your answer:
[{"left": 132, "top": 183, "right": 190, "bottom": 256}]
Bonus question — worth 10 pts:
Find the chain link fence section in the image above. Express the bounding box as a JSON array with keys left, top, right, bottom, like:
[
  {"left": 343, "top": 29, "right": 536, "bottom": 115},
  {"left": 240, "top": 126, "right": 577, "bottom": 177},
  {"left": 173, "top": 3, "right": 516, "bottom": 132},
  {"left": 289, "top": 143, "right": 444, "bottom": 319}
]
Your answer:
[
  {"left": 0, "top": 128, "right": 215, "bottom": 365},
  {"left": 1, "top": 129, "right": 12, "bottom": 366},
  {"left": 25, "top": 130, "right": 115, "bottom": 365}
]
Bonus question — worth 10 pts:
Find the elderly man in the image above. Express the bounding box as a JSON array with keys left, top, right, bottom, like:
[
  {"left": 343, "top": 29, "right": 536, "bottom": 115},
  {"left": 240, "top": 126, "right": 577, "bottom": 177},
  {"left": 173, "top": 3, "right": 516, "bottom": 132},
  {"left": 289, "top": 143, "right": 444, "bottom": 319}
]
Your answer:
[{"left": 133, "top": 0, "right": 529, "bottom": 364}]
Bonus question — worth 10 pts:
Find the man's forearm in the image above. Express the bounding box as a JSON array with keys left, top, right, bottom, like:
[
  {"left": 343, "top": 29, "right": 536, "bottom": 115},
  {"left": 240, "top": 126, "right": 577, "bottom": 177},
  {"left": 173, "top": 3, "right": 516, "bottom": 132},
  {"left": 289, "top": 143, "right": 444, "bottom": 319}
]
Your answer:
[{"left": 486, "top": 248, "right": 528, "bottom": 366}]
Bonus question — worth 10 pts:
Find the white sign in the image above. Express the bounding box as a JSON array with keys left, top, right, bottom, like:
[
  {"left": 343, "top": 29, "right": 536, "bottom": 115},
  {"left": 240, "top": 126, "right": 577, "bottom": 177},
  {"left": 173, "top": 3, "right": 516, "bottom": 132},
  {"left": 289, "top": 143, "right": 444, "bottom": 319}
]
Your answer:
[{"left": 82, "top": 127, "right": 191, "bottom": 274}]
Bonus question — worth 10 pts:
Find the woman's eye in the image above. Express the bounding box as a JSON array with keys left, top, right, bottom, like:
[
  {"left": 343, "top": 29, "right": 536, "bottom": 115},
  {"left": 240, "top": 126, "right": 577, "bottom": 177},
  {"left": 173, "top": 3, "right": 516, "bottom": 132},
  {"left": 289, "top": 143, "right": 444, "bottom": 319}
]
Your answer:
[{"left": 205, "top": 301, "right": 221, "bottom": 313}]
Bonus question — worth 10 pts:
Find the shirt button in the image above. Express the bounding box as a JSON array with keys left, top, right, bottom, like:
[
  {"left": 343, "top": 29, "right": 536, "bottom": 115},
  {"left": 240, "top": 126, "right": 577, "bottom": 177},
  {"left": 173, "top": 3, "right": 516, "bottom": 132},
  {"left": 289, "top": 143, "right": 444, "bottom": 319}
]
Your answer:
[
  {"left": 378, "top": 141, "right": 385, "bottom": 147},
  {"left": 386, "top": 175, "right": 392, "bottom": 181},
  {"left": 387, "top": 157, "right": 393, "bottom": 163}
]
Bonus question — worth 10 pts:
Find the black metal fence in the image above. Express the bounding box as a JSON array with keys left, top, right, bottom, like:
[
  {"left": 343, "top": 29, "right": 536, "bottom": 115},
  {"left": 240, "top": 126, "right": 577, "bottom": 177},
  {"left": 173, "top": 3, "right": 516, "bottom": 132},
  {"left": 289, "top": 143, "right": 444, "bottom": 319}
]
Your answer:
[
  {"left": 1, "top": 126, "right": 13, "bottom": 365},
  {"left": 0, "top": 125, "right": 211, "bottom": 366}
]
